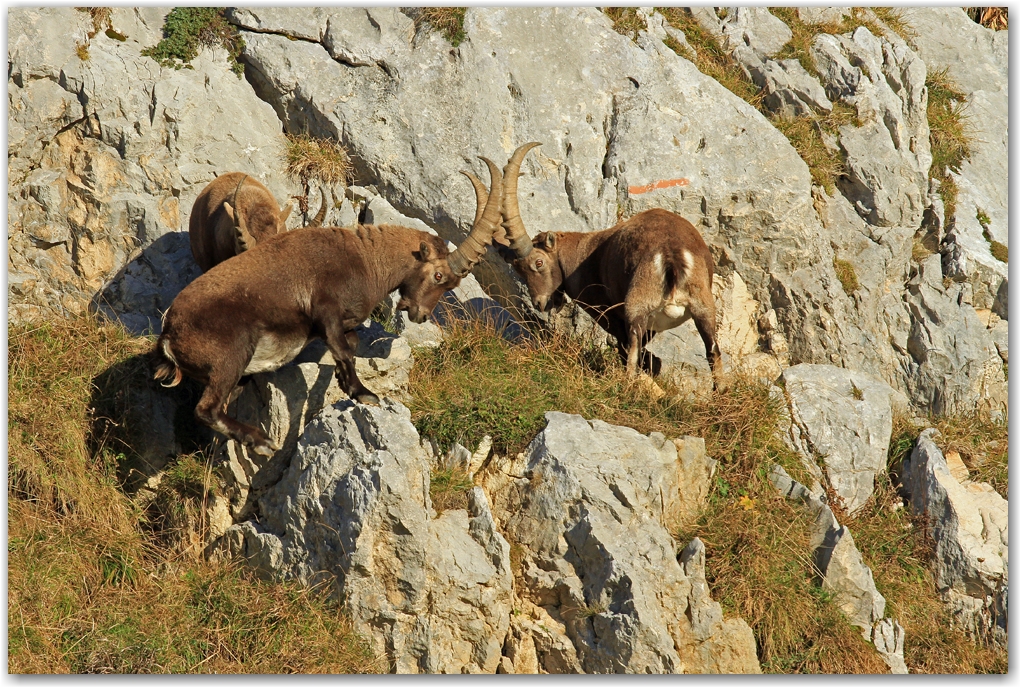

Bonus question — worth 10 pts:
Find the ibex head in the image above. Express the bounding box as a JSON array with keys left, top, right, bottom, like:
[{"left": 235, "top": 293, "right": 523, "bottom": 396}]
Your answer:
[
  {"left": 494, "top": 142, "right": 566, "bottom": 313},
  {"left": 397, "top": 155, "right": 505, "bottom": 323}
]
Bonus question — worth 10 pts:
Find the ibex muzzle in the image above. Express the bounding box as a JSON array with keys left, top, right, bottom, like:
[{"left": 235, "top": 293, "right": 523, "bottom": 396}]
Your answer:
[
  {"left": 499, "top": 143, "right": 722, "bottom": 384},
  {"left": 156, "top": 158, "right": 505, "bottom": 455}
]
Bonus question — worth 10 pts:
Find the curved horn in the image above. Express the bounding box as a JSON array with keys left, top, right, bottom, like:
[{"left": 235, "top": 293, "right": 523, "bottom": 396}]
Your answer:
[
  {"left": 230, "top": 174, "right": 248, "bottom": 226},
  {"left": 447, "top": 157, "right": 503, "bottom": 277},
  {"left": 460, "top": 170, "right": 508, "bottom": 246},
  {"left": 306, "top": 185, "right": 329, "bottom": 227},
  {"left": 501, "top": 142, "right": 541, "bottom": 259}
]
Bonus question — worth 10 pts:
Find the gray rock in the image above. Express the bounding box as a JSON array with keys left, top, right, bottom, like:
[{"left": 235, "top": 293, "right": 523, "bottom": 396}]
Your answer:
[
  {"left": 870, "top": 618, "right": 908, "bottom": 674},
  {"left": 901, "top": 429, "right": 1008, "bottom": 645},
  {"left": 780, "top": 364, "right": 902, "bottom": 515},
  {"left": 223, "top": 400, "right": 515, "bottom": 673},
  {"left": 823, "top": 527, "right": 885, "bottom": 629},
  {"left": 738, "top": 51, "right": 833, "bottom": 118},
  {"left": 899, "top": 7, "right": 1008, "bottom": 316},
  {"left": 689, "top": 7, "right": 792, "bottom": 58},
  {"left": 796, "top": 8, "right": 851, "bottom": 25},
  {"left": 903, "top": 255, "right": 1007, "bottom": 416},
  {"left": 811, "top": 27, "right": 931, "bottom": 228},
  {"left": 503, "top": 412, "right": 760, "bottom": 674}
]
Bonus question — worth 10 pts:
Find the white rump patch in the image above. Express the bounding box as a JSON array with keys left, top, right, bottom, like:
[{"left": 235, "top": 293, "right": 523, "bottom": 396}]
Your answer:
[{"left": 682, "top": 249, "right": 695, "bottom": 273}]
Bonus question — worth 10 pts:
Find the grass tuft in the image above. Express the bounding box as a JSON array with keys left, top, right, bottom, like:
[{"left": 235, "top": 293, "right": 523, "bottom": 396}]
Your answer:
[
  {"left": 284, "top": 134, "right": 353, "bottom": 189},
  {"left": 833, "top": 258, "right": 860, "bottom": 295},
  {"left": 602, "top": 7, "right": 646, "bottom": 41},
  {"left": 966, "top": 7, "right": 1008, "bottom": 31},
  {"left": 926, "top": 68, "right": 972, "bottom": 221},
  {"left": 413, "top": 8, "right": 467, "bottom": 47},
  {"left": 141, "top": 7, "right": 246, "bottom": 77},
  {"left": 430, "top": 465, "right": 474, "bottom": 514},
  {"left": 9, "top": 314, "right": 379, "bottom": 673}
]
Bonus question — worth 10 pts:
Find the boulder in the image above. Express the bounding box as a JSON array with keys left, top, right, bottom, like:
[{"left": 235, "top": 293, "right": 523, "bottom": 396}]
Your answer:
[
  {"left": 501, "top": 411, "right": 760, "bottom": 674},
  {"left": 900, "top": 429, "right": 1008, "bottom": 645},
  {"left": 220, "top": 400, "right": 515, "bottom": 673},
  {"left": 780, "top": 364, "right": 904, "bottom": 514}
]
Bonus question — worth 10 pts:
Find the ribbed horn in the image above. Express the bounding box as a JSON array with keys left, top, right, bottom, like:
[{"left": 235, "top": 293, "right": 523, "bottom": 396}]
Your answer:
[
  {"left": 447, "top": 157, "right": 503, "bottom": 277},
  {"left": 501, "top": 142, "right": 541, "bottom": 259},
  {"left": 230, "top": 174, "right": 248, "bottom": 227},
  {"left": 307, "top": 185, "right": 328, "bottom": 227},
  {"left": 460, "top": 170, "right": 509, "bottom": 246}
]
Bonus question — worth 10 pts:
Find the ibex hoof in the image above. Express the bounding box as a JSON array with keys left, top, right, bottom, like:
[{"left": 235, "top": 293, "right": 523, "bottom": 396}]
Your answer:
[{"left": 355, "top": 392, "right": 381, "bottom": 406}]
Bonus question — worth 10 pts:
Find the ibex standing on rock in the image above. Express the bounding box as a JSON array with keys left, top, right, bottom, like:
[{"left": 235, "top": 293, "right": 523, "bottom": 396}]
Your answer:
[
  {"left": 156, "top": 159, "right": 507, "bottom": 455},
  {"left": 190, "top": 172, "right": 330, "bottom": 271},
  {"left": 498, "top": 143, "right": 722, "bottom": 385}
]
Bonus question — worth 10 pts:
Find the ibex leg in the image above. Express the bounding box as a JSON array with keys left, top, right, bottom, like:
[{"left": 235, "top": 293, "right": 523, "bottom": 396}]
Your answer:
[{"left": 323, "top": 316, "right": 380, "bottom": 405}]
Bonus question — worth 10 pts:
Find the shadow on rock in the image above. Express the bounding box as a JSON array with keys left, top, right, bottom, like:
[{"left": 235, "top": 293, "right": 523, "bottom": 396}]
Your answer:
[
  {"left": 88, "top": 348, "right": 214, "bottom": 495},
  {"left": 432, "top": 292, "right": 533, "bottom": 344},
  {"left": 91, "top": 230, "right": 202, "bottom": 336}
]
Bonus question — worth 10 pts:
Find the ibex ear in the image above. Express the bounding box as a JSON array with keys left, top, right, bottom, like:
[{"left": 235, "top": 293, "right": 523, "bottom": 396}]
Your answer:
[
  {"left": 419, "top": 241, "right": 433, "bottom": 261},
  {"left": 279, "top": 202, "right": 293, "bottom": 225},
  {"left": 223, "top": 201, "right": 237, "bottom": 224},
  {"left": 545, "top": 232, "right": 557, "bottom": 249}
]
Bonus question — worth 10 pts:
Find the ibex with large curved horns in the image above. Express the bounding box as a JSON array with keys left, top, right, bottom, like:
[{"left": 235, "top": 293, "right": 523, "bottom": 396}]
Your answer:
[
  {"left": 156, "top": 158, "right": 505, "bottom": 455},
  {"left": 499, "top": 143, "right": 722, "bottom": 384},
  {"left": 189, "top": 172, "right": 330, "bottom": 272}
]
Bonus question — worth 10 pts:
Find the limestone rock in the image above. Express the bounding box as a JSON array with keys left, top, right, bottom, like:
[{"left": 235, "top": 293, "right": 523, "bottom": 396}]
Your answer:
[
  {"left": 8, "top": 7, "right": 304, "bottom": 332},
  {"left": 502, "top": 412, "right": 760, "bottom": 674},
  {"left": 780, "top": 364, "right": 901, "bottom": 515},
  {"left": 901, "top": 429, "right": 1008, "bottom": 645},
  {"left": 223, "top": 400, "right": 514, "bottom": 673},
  {"left": 811, "top": 27, "right": 931, "bottom": 228},
  {"left": 899, "top": 7, "right": 1008, "bottom": 316}
]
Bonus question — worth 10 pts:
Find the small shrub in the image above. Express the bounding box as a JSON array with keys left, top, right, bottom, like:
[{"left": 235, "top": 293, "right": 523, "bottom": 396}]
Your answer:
[
  {"left": 832, "top": 257, "right": 859, "bottom": 295},
  {"left": 413, "top": 8, "right": 467, "bottom": 47},
  {"left": 284, "top": 134, "right": 353, "bottom": 189},
  {"left": 75, "top": 41, "right": 91, "bottom": 61},
  {"left": 966, "top": 7, "right": 1008, "bottom": 30},
  {"left": 141, "top": 7, "right": 245, "bottom": 77}
]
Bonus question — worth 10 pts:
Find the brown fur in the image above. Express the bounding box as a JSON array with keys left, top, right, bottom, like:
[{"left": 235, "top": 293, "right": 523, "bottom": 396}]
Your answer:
[
  {"left": 189, "top": 172, "right": 293, "bottom": 272},
  {"left": 513, "top": 208, "right": 721, "bottom": 382},
  {"left": 156, "top": 224, "right": 462, "bottom": 454}
]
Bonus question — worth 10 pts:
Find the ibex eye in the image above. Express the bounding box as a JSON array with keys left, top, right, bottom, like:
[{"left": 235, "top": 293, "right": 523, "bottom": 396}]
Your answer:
[
  {"left": 434, "top": 271, "right": 443, "bottom": 283},
  {"left": 535, "top": 259, "right": 544, "bottom": 269}
]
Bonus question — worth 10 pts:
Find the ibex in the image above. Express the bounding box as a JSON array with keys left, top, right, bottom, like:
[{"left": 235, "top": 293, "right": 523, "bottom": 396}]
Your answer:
[
  {"left": 189, "top": 172, "right": 328, "bottom": 271},
  {"left": 498, "top": 143, "right": 722, "bottom": 383},
  {"left": 156, "top": 159, "right": 506, "bottom": 455}
]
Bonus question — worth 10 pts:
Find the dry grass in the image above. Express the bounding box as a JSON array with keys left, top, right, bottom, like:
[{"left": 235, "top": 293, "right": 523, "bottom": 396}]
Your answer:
[
  {"left": 657, "top": 7, "right": 763, "bottom": 108},
  {"left": 832, "top": 258, "right": 859, "bottom": 295},
  {"left": 926, "top": 68, "right": 972, "bottom": 221},
  {"left": 413, "top": 7, "right": 467, "bottom": 47},
  {"left": 9, "top": 314, "right": 379, "bottom": 674},
  {"left": 967, "top": 7, "right": 1008, "bottom": 30},
  {"left": 430, "top": 465, "right": 474, "bottom": 513},
  {"left": 284, "top": 134, "right": 353, "bottom": 189},
  {"left": 929, "top": 414, "right": 1008, "bottom": 499},
  {"left": 602, "top": 7, "right": 646, "bottom": 41},
  {"left": 76, "top": 7, "right": 112, "bottom": 37},
  {"left": 769, "top": 8, "right": 898, "bottom": 76}
]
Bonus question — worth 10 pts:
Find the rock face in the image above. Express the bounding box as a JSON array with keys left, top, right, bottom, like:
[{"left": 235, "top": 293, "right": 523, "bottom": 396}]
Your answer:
[
  {"left": 8, "top": 7, "right": 307, "bottom": 333},
  {"left": 780, "top": 364, "right": 904, "bottom": 515},
  {"left": 901, "top": 429, "right": 1008, "bottom": 645},
  {"left": 220, "top": 401, "right": 514, "bottom": 674},
  {"left": 501, "top": 412, "right": 760, "bottom": 674},
  {"left": 899, "top": 7, "right": 1009, "bottom": 317}
]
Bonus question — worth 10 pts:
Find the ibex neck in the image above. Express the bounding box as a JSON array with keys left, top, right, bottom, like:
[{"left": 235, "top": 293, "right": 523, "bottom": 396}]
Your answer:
[{"left": 556, "top": 228, "right": 617, "bottom": 299}]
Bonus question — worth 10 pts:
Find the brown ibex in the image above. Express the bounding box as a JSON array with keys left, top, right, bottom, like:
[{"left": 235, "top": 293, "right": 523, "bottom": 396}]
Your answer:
[
  {"left": 156, "top": 159, "right": 506, "bottom": 455},
  {"left": 189, "top": 172, "right": 329, "bottom": 272},
  {"left": 498, "top": 143, "right": 721, "bottom": 383}
]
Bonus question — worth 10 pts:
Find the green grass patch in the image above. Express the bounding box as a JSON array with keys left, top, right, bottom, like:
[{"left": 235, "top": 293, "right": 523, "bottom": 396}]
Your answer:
[
  {"left": 413, "top": 8, "right": 467, "bottom": 47},
  {"left": 9, "top": 314, "right": 379, "bottom": 673},
  {"left": 141, "top": 7, "right": 245, "bottom": 77}
]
